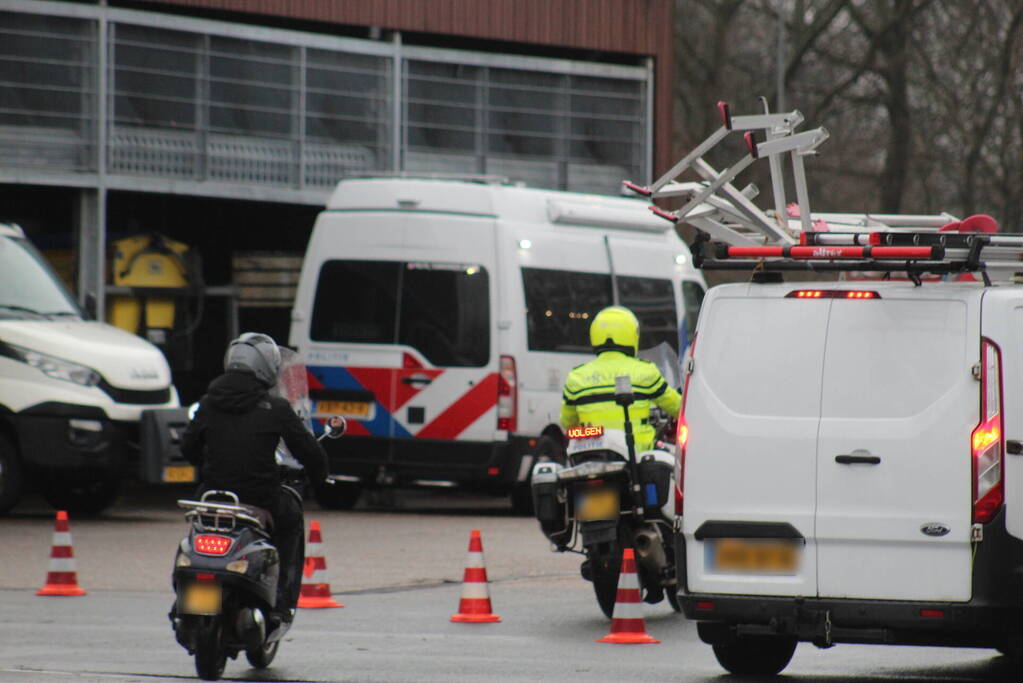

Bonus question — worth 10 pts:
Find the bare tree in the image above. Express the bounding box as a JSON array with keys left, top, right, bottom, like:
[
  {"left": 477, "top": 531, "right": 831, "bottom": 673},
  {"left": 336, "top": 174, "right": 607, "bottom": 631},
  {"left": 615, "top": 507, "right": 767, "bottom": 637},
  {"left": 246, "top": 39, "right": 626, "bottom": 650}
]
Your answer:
[{"left": 673, "top": 0, "right": 1023, "bottom": 229}]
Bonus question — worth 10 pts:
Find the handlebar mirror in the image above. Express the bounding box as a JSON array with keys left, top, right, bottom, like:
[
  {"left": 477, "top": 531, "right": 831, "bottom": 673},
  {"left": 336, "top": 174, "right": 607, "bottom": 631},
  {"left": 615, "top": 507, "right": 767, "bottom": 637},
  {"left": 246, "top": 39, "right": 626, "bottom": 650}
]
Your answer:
[{"left": 325, "top": 415, "right": 346, "bottom": 439}]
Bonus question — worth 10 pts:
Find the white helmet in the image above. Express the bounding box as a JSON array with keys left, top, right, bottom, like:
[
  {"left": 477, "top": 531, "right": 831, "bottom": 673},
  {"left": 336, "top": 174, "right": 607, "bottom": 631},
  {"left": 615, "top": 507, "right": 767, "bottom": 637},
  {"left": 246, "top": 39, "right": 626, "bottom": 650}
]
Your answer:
[{"left": 224, "top": 332, "right": 282, "bottom": 387}]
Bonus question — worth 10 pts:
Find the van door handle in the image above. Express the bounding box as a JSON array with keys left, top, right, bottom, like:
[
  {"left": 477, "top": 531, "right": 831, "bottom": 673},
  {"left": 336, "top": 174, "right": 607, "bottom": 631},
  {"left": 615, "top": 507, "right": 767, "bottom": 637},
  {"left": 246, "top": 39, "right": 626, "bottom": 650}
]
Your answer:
[
  {"left": 835, "top": 454, "right": 881, "bottom": 465},
  {"left": 402, "top": 376, "right": 432, "bottom": 386},
  {"left": 1007, "top": 440, "right": 1023, "bottom": 455}
]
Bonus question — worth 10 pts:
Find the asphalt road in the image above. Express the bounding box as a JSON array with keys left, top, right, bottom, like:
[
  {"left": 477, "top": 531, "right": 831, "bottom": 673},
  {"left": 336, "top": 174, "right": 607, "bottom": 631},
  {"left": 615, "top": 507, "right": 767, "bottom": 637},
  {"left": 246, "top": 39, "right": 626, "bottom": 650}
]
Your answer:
[{"left": 0, "top": 484, "right": 1020, "bottom": 682}]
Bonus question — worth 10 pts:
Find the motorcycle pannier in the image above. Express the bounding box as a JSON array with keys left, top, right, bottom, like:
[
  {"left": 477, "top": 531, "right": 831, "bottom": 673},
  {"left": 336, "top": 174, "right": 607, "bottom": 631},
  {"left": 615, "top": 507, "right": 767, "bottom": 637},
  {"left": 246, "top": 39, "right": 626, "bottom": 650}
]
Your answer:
[
  {"left": 638, "top": 455, "right": 672, "bottom": 512},
  {"left": 531, "top": 462, "right": 572, "bottom": 547}
]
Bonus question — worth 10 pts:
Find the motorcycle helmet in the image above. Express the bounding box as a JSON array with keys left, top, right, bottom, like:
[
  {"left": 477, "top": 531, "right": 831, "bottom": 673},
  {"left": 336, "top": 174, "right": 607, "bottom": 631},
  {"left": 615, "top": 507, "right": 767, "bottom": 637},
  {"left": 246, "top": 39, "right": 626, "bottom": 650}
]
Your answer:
[
  {"left": 224, "top": 332, "right": 282, "bottom": 387},
  {"left": 589, "top": 306, "right": 640, "bottom": 356}
]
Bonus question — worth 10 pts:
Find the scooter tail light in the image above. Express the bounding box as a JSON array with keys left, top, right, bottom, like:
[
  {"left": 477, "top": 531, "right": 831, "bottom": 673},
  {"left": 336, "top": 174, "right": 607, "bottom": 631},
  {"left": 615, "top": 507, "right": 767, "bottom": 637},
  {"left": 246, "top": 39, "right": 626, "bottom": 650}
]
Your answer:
[
  {"left": 194, "top": 535, "right": 233, "bottom": 556},
  {"left": 973, "top": 339, "right": 1004, "bottom": 524}
]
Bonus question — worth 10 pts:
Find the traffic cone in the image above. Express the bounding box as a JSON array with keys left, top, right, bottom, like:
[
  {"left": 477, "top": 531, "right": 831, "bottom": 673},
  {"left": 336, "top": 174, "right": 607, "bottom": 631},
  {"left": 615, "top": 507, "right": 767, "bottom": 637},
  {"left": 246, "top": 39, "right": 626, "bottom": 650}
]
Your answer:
[
  {"left": 450, "top": 529, "right": 500, "bottom": 623},
  {"left": 297, "top": 520, "right": 343, "bottom": 608},
  {"left": 37, "top": 510, "right": 86, "bottom": 596},
  {"left": 597, "top": 547, "right": 659, "bottom": 644}
]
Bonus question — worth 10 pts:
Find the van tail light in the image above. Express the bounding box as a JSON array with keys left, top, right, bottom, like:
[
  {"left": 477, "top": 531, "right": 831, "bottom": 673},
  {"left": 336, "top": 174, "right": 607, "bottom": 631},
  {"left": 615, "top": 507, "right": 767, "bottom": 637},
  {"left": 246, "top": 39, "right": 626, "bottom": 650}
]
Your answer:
[
  {"left": 675, "top": 335, "right": 696, "bottom": 515},
  {"left": 973, "top": 339, "right": 1004, "bottom": 524},
  {"left": 497, "top": 355, "right": 517, "bottom": 432}
]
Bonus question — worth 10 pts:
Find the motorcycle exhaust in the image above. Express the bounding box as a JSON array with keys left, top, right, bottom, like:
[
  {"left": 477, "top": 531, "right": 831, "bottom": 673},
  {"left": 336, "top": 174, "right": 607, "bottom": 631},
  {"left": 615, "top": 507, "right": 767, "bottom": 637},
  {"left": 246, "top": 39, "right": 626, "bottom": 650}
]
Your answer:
[
  {"left": 235, "top": 607, "right": 265, "bottom": 651},
  {"left": 633, "top": 527, "right": 668, "bottom": 574}
]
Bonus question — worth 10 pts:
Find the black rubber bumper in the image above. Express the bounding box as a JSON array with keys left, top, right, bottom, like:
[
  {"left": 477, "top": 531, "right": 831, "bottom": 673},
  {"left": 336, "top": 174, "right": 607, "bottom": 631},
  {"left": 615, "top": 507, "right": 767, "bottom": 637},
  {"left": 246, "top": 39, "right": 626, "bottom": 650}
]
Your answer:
[
  {"left": 8, "top": 403, "right": 125, "bottom": 472},
  {"left": 683, "top": 594, "right": 1005, "bottom": 648}
]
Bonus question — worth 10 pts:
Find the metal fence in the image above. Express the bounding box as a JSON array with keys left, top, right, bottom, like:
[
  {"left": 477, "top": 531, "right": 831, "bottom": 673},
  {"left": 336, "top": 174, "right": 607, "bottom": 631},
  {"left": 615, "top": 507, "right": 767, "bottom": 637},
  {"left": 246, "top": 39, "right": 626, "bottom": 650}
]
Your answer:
[{"left": 0, "top": 2, "right": 651, "bottom": 199}]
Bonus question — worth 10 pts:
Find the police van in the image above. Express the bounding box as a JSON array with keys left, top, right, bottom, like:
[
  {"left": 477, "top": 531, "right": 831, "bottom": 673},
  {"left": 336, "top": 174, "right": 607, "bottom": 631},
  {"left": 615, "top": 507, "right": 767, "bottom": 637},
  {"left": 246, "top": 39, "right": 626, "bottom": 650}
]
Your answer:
[
  {"left": 642, "top": 102, "right": 1023, "bottom": 675},
  {"left": 289, "top": 176, "right": 706, "bottom": 510}
]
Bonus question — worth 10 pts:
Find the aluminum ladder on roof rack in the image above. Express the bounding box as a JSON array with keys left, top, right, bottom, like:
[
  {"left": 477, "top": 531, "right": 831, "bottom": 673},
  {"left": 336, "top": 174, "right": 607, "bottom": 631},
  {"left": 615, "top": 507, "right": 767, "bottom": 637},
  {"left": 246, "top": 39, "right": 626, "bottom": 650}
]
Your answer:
[
  {"left": 623, "top": 99, "right": 829, "bottom": 246},
  {"left": 621, "top": 100, "right": 1023, "bottom": 284}
]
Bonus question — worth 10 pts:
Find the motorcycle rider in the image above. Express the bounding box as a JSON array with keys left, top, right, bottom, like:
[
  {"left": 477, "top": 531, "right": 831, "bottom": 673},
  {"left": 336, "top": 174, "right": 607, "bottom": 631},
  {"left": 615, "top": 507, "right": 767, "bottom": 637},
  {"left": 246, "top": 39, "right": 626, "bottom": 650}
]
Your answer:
[
  {"left": 181, "top": 332, "right": 335, "bottom": 627},
  {"left": 560, "top": 306, "right": 681, "bottom": 451}
]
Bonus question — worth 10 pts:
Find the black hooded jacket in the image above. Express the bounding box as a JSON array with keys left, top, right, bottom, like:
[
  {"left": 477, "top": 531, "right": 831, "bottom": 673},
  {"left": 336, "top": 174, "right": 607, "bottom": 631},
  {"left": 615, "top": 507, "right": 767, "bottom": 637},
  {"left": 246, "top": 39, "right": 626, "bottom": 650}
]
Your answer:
[{"left": 181, "top": 370, "right": 328, "bottom": 509}]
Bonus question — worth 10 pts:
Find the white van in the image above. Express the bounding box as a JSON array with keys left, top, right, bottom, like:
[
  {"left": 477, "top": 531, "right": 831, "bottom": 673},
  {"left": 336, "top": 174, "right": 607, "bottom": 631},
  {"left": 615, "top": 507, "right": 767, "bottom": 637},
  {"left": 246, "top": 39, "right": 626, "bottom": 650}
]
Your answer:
[
  {"left": 289, "top": 176, "right": 706, "bottom": 510},
  {"left": 0, "top": 223, "right": 181, "bottom": 515},
  {"left": 678, "top": 272, "right": 1023, "bottom": 673}
]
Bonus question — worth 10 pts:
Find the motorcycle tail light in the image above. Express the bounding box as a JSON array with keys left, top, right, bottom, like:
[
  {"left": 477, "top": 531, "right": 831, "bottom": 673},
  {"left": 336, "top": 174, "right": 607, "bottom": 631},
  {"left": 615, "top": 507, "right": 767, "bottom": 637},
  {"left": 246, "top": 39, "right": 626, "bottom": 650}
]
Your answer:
[{"left": 194, "top": 535, "right": 233, "bottom": 556}]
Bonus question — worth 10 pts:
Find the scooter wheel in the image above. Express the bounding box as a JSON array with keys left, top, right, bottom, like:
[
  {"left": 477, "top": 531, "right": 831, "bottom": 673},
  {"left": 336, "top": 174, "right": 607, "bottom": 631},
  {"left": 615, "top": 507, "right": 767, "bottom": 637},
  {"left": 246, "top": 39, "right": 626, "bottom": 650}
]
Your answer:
[
  {"left": 194, "top": 616, "right": 227, "bottom": 681},
  {"left": 246, "top": 639, "right": 279, "bottom": 668}
]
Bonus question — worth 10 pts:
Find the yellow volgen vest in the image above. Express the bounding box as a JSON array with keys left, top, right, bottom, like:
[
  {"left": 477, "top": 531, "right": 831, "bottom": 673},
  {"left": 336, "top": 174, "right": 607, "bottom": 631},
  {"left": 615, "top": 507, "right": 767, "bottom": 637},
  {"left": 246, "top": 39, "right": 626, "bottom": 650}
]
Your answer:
[{"left": 560, "top": 350, "right": 681, "bottom": 452}]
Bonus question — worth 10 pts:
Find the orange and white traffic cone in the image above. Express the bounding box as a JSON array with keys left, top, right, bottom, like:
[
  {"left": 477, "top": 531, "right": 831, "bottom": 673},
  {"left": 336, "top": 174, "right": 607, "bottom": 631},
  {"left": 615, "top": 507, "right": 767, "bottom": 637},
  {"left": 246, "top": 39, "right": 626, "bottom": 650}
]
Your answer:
[
  {"left": 297, "top": 520, "right": 343, "bottom": 609},
  {"left": 450, "top": 529, "right": 500, "bottom": 623},
  {"left": 597, "top": 547, "right": 659, "bottom": 644},
  {"left": 37, "top": 510, "right": 86, "bottom": 596}
]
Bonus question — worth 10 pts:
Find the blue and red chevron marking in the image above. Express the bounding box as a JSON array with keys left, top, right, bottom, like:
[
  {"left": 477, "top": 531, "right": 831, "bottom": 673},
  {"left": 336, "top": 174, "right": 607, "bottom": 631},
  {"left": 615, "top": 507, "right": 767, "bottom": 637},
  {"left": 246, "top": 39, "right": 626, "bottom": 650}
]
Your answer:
[
  {"left": 307, "top": 365, "right": 412, "bottom": 438},
  {"left": 307, "top": 365, "right": 500, "bottom": 440}
]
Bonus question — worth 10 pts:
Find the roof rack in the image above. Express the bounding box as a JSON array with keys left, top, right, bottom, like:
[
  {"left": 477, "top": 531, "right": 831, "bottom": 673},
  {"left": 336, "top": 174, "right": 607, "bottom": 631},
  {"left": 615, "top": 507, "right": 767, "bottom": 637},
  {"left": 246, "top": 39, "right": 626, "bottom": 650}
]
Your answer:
[
  {"left": 623, "top": 101, "right": 1020, "bottom": 285},
  {"left": 341, "top": 172, "right": 512, "bottom": 185}
]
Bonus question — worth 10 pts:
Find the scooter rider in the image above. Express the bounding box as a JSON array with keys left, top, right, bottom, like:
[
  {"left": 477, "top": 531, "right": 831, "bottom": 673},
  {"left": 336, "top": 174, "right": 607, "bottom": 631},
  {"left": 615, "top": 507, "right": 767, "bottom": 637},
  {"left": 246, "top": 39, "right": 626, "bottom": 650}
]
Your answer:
[
  {"left": 181, "top": 332, "right": 335, "bottom": 627},
  {"left": 560, "top": 306, "right": 681, "bottom": 452}
]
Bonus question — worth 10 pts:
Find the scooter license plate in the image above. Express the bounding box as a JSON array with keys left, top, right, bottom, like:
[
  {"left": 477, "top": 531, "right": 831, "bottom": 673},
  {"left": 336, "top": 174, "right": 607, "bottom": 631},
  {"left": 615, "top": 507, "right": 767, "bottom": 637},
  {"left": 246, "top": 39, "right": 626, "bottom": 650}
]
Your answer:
[
  {"left": 181, "top": 581, "right": 222, "bottom": 615},
  {"left": 575, "top": 487, "right": 619, "bottom": 521},
  {"left": 710, "top": 539, "right": 800, "bottom": 575},
  {"left": 163, "top": 465, "right": 196, "bottom": 483}
]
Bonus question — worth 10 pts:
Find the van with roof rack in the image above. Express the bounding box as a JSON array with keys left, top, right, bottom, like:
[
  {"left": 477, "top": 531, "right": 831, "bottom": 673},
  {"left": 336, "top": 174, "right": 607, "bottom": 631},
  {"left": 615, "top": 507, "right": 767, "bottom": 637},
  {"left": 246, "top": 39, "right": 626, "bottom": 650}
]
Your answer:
[
  {"left": 289, "top": 176, "right": 707, "bottom": 511},
  {"left": 0, "top": 222, "right": 182, "bottom": 515},
  {"left": 629, "top": 102, "right": 1023, "bottom": 675}
]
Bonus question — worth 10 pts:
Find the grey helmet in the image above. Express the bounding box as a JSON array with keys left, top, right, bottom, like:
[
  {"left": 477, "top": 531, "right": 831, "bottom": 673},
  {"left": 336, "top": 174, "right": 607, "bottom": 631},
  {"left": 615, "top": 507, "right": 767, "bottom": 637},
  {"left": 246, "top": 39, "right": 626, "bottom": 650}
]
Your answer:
[{"left": 224, "top": 332, "right": 282, "bottom": 387}]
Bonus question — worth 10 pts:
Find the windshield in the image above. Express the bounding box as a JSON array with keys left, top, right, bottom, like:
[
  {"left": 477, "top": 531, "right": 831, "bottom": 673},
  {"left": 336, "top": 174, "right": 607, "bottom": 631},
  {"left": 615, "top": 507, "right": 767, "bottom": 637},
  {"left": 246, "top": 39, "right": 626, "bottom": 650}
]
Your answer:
[{"left": 0, "top": 236, "right": 82, "bottom": 320}]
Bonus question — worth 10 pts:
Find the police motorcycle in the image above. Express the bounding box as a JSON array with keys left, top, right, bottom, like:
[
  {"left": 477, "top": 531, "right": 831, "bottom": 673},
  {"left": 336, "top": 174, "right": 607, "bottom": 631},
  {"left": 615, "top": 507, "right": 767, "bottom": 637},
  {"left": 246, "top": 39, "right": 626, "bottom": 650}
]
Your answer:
[
  {"left": 531, "top": 343, "right": 682, "bottom": 619},
  {"left": 170, "top": 349, "right": 343, "bottom": 681}
]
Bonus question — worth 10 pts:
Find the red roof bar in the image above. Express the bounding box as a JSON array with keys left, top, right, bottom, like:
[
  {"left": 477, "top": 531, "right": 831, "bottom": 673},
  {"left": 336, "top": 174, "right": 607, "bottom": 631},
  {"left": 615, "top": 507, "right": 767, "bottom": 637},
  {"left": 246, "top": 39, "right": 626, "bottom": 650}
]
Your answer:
[{"left": 724, "top": 245, "right": 942, "bottom": 260}]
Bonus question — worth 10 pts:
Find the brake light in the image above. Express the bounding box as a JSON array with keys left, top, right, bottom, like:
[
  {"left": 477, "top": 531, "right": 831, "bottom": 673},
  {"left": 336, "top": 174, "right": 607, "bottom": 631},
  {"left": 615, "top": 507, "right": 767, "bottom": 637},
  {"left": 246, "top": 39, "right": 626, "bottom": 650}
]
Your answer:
[
  {"left": 787, "top": 290, "right": 879, "bottom": 299},
  {"left": 676, "top": 418, "right": 689, "bottom": 449},
  {"left": 497, "top": 355, "right": 517, "bottom": 432},
  {"left": 972, "top": 339, "right": 1004, "bottom": 524},
  {"left": 194, "top": 535, "right": 233, "bottom": 556},
  {"left": 675, "top": 336, "right": 696, "bottom": 515}
]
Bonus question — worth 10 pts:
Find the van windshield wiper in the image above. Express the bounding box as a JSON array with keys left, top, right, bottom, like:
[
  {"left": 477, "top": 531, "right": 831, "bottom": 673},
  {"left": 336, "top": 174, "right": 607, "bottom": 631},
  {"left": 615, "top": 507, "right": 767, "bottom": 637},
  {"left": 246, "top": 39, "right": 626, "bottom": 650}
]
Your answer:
[
  {"left": 0, "top": 303, "right": 47, "bottom": 318},
  {"left": 0, "top": 304, "right": 79, "bottom": 319}
]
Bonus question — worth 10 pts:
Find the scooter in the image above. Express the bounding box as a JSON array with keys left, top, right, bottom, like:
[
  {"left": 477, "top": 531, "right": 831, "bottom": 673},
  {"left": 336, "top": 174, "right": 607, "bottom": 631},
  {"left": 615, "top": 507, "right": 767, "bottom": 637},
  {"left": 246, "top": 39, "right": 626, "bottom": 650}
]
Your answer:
[
  {"left": 530, "top": 375, "right": 680, "bottom": 619},
  {"left": 170, "top": 417, "right": 345, "bottom": 681}
]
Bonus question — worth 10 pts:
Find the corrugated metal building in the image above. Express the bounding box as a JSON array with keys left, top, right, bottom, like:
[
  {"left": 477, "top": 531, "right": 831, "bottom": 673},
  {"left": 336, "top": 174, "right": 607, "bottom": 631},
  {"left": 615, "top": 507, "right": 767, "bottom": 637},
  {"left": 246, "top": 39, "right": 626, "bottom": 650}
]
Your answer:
[{"left": 0, "top": 0, "right": 674, "bottom": 398}]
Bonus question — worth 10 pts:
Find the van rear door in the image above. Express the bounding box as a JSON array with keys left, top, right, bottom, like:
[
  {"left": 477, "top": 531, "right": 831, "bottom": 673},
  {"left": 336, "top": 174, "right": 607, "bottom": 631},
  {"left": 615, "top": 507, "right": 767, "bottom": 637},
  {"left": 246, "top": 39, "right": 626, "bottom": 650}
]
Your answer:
[
  {"left": 683, "top": 287, "right": 826, "bottom": 597},
  {"left": 307, "top": 214, "right": 498, "bottom": 445},
  {"left": 815, "top": 293, "right": 978, "bottom": 601}
]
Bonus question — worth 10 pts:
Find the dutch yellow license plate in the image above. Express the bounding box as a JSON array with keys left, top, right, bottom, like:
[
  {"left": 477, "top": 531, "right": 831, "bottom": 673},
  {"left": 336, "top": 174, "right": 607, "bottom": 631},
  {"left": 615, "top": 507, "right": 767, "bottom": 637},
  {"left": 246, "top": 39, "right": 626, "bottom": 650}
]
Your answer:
[
  {"left": 712, "top": 538, "right": 800, "bottom": 575},
  {"left": 316, "top": 400, "right": 371, "bottom": 418},
  {"left": 163, "top": 465, "right": 196, "bottom": 483},
  {"left": 181, "top": 581, "right": 221, "bottom": 615},
  {"left": 575, "top": 488, "right": 620, "bottom": 522}
]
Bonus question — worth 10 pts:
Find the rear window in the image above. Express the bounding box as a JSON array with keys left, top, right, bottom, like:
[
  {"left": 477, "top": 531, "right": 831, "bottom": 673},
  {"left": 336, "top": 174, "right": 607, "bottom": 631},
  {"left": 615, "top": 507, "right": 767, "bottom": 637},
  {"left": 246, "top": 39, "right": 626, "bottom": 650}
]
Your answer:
[
  {"left": 310, "top": 260, "right": 490, "bottom": 367},
  {"left": 522, "top": 267, "right": 682, "bottom": 353}
]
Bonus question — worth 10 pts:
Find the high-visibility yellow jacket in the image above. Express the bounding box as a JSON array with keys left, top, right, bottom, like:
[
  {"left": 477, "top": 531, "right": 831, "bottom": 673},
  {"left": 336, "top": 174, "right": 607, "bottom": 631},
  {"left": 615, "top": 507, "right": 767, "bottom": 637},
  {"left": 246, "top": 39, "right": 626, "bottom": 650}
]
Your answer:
[{"left": 560, "top": 350, "right": 681, "bottom": 452}]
